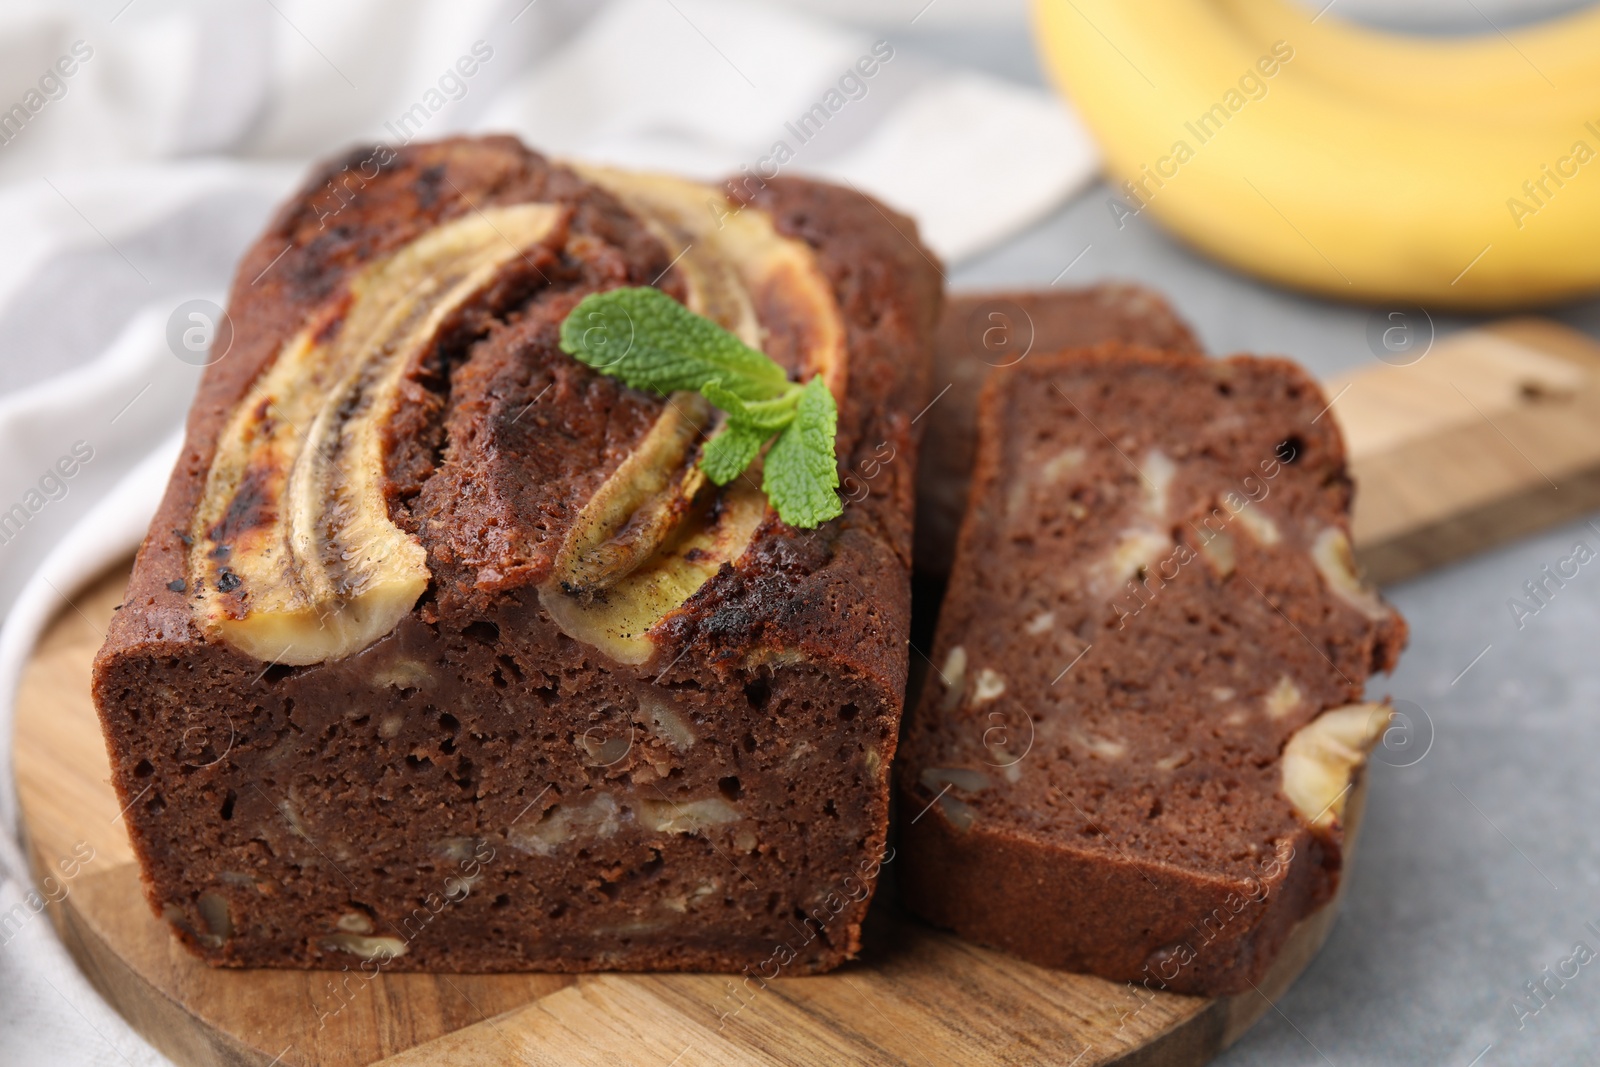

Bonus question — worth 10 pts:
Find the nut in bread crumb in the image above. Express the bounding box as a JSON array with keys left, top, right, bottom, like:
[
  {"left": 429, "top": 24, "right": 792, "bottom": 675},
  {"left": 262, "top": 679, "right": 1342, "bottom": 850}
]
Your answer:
[
  {"left": 1142, "top": 449, "right": 1177, "bottom": 516},
  {"left": 640, "top": 693, "right": 695, "bottom": 751},
  {"left": 920, "top": 766, "right": 991, "bottom": 794},
  {"left": 1041, "top": 446, "right": 1086, "bottom": 484},
  {"left": 323, "top": 933, "right": 408, "bottom": 960},
  {"left": 578, "top": 725, "right": 634, "bottom": 767},
  {"left": 370, "top": 659, "right": 434, "bottom": 690},
  {"left": 1071, "top": 730, "right": 1127, "bottom": 760},
  {"left": 336, "top": 911, "right": 374, "bottom": 934},
  {"left": 509, "top": 794, "right": 622, "bottom": 856},
  {"left": 1264, "top": 675, "right": 1303, "bottom": 720},
  {"left": 939, "top": 646, "right": 968, "bottom": 710},
  {"left": 1199, "top": 528, "right": 1236, "bottom": 577},
  {"left": 1155, "top": 750, "right": 1192, "bottom": 771},
  {"left": 639, "top": 797, "right": 741, "bottom": 835},
  {"left": 971, "top": 668, "right": 1006, "bottom": 705},
  {"left": 596, "top": 918, "right": 672, "bottom": 937},
  {"left": 1312, "top": 527, "right": 1389, "bottom": 621},
  {"left": 938, "top": 795, "right": 978, "bottom": 830},
  {"left": 1098, "top": 528, "right": 1172, "bottom": 592},
  {"left": 1281, "top": 703, "right": 1388, "bottom": 831},
  {"left": 1025, "top": 611, "right": 1055, "bottom": 635},
  {"left": 198, "top": 893, "right": 232, "bottom": 943},
  {"left": 1235, "top": 506, "right": 1280, "bottom": 545},
  {"left": 433, "top": 837, "right": 483, "bottom": 863}
]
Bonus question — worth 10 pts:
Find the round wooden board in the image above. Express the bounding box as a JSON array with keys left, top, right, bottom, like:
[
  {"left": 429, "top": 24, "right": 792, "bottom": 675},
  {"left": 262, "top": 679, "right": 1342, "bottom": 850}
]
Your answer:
[{"left": 15, "top": 561, "right": 1360, "bottom": 1067}]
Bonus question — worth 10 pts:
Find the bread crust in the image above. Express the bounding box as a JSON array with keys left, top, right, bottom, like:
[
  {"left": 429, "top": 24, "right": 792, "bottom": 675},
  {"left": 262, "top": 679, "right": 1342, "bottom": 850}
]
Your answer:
[
  {"left": 898, "top": 343, "right": 1404, "bottom": 996},
  {"left": 92, "top": 137, "right": 941, "bottom": 973}
]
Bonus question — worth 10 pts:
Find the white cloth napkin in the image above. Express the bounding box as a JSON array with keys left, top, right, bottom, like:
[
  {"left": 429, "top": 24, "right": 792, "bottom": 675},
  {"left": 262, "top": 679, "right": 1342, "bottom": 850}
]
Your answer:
[{"left": 0, "top": 0, "right": 1097, "bottom": 1061}]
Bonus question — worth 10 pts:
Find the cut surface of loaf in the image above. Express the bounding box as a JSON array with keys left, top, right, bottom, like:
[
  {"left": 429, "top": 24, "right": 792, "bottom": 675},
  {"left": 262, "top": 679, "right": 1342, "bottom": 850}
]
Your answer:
[
  {"left": 898, "top": 344, "right": 1406, "bottom": 996},
  {"left": 92, "top": 136, "right": 941, "bottom": 973},
  {"left": 914, "top": 287, "right": 1201, "bottom": 583}
]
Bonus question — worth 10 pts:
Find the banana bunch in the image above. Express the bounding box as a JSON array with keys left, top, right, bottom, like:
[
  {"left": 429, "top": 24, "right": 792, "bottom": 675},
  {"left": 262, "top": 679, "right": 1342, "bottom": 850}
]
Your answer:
[{"left": 1031, "top": 0, "right": 1600, "bottom": 307}]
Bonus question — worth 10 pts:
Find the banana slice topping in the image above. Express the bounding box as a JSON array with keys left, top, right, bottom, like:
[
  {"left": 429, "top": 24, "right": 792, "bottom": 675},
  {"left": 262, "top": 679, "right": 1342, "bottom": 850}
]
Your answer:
[
  {"left": 191, "top": 204, "right": 563, "bottom": 665},
  {"left": 542, "top": 168, "right": 846, "bottom": 665},
  {"left": 188, "top": 170, "right": 845, "bottom": 670}
]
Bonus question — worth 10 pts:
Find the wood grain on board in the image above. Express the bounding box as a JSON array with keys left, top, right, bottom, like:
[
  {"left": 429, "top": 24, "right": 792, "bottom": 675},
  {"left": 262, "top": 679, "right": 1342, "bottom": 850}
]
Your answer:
[
  {"left": 19, "top": 296, "right": 1599, "bottom": 1066},
  {"left": 19, "top": 568, "right": 1352, "bottom": 1067},
  {"left": 1330, "top": 318, "right": 1600, "bottom": 584}
]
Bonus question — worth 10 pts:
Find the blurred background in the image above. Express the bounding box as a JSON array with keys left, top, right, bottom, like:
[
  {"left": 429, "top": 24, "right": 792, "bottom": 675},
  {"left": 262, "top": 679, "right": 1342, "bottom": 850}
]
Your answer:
[{"left": 2, "top": 1, "right": 1599, "bottom": 1064}]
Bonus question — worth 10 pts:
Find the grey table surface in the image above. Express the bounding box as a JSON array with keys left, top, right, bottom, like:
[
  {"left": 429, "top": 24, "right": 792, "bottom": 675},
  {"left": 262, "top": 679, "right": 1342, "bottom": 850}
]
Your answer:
[
  {"left": 907, "top": 20, "right": 1600, "bottom": 1067},
  {"left": 2, "top": 12, "right": 1596, "bottom": 1067}
]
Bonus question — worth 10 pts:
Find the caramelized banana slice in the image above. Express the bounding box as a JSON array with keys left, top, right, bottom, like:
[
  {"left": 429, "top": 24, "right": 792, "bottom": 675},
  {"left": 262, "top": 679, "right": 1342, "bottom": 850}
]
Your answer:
[
  {"left": 542, "top": 169, "right": 847, "bottom": 665},
  {"left": 191, "top": 169, "right": 843, "bottom": 669},
  {"left": 539, "top": 477, "right": 771, "bottom": 665},
  {"left": 192, "top": 204, "right": 563, "bottom": 665},
  {"left": 574, "top": 167, "right": 847, "bottom": 394},
  {"left": 551, "top": 392, "right": 714, "bottom": 598}
]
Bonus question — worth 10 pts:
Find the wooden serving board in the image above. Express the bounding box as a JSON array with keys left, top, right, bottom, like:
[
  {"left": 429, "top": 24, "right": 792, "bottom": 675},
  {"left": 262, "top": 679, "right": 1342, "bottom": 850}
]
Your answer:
[
  {"left": 16, "top": 309, "right": 1600, "bottom": 1066},
  {"left": 1333, "top": 317, "right": 1600, "bottom": 584},
  {"left": 18, "top": 567, "right": 1360, "bottom": 1067}
]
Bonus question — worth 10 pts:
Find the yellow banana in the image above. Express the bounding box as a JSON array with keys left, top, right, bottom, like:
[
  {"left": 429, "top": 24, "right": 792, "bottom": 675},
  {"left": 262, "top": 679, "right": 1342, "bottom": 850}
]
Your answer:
[
  {"left": 1209, "top": 0, "right": 1600, "bottom": 126},
  {"left": 1030, "top": 0, "right": 1600, "bottom": 308}
]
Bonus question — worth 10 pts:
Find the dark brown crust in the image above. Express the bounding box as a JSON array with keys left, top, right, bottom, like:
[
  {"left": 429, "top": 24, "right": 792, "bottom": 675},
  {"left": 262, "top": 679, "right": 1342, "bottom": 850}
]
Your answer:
[
  {"left": 100, "top": 138, "right": 667, "bottom": 654},
  {"left": 898, "top": 784, "right": 1340, "bottom": 994},
  {"left": 91, "top": 137, "right": 941, "bottom": 974},
  {"left": 914, "top": 288, "right": 1202, "bottom": 582},
  {"left": 898, "top": 343, "right": 1404, "bottom": 996}
]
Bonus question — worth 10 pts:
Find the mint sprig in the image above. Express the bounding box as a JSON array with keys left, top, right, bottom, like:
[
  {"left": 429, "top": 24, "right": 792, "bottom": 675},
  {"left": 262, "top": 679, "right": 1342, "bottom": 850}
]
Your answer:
[{"left": 559, "top": 287, "right": 842, "bottom": 529}]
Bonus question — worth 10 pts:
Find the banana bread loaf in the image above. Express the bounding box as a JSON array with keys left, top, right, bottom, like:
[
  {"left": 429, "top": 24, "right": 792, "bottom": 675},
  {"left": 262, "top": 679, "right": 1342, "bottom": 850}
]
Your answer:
[
  {"left": 92, "top": 136, "right": 940, "bottom": 973},
  {"left": 897, "top": 343, "right": 1405, "bottom": 996}
]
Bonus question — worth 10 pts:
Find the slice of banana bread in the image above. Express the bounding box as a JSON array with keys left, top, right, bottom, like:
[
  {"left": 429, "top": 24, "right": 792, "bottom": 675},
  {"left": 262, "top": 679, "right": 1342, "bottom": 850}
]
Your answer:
[
  {"left": 92, "top": 136, "right": 940, "bottom": 973},
  {"left": 897, "top": 343, "right": 1405, "bottom": 996},
  {"left": 913, "top": 287, "right": 1201, "bottom": 583}
]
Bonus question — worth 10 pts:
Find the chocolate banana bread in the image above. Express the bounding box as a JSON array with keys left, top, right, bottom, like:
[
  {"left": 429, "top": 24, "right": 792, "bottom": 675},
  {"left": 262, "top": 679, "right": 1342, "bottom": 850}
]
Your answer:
[
  {"left": 897, "top": 343, "right": 1406, "bottom": 996},
  {"left": 913, "top": 287, "right": 1201, "bottom": 582},
  {"left": 92, "top": 136, "right": 940, "bottom": 973}
]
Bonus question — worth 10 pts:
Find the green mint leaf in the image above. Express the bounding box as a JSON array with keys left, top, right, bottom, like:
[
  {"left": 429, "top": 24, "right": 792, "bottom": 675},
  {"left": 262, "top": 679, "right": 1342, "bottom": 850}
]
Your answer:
[
  {"left": 558, "top": 286, "right": 844, "bottom": 529},
  {"left": 702, "top": 380, "right": 802, "bottom": 430},
  {"left": 700, "top": 420, "right": 769, "bottom": 486},
  {"left": 559, "top": 287, "right": 789, "bottom": 400},
  {"left": 762, "top": 376, "right": 842, "bottom": 528}
]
